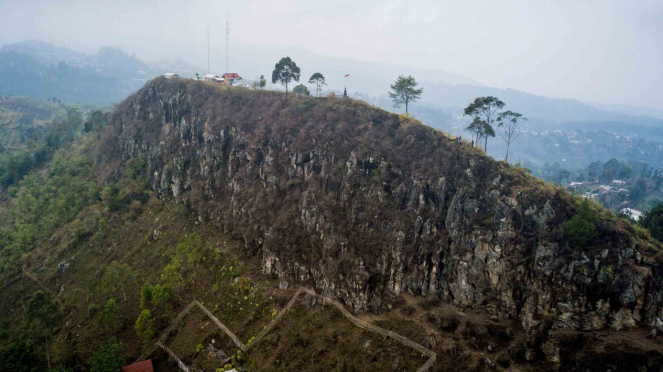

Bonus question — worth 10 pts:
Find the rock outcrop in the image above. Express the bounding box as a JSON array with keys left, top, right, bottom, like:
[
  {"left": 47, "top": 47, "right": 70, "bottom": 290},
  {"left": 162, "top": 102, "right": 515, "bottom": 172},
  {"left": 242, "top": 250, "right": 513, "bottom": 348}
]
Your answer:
[{"left": 101, "top": 78, "right": 663, "bottom": 338}]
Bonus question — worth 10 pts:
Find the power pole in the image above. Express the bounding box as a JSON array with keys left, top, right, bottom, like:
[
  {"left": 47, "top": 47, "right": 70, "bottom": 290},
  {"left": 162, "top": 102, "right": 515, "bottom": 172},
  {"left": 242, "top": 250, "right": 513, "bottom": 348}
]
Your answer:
[
  {"left": 207, "top": 27, "right": 210, "bottom": 74},
  {"left": 225, "top": 18, "right": 229, "bottom": 73}
]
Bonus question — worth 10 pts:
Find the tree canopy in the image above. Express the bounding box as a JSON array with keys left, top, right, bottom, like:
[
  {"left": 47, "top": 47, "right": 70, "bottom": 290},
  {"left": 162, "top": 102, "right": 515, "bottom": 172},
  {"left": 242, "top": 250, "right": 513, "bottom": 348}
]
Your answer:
[
  {"left": 101, "top": 261, "right": 135, "bottom": 301},
  {"left": 293, "top": 84, "right": 310, "bottom": 96},
  {"left": 271, "top": 57, "right": 301, "bottom": 96},
  {"left": 464, "top": 96, "right": 505, "bottom": 152},
  {"left": 564, "top": 199, "right": 599, "bottom": 248},
  {"left": 388, "top": 75, "right": 423, "bottom": 114},
  {"left": 88, "top": 338, "right": 127, "bottom": 372},
  {"left": 640, "top": 202, "right": 663, "bottom": 242},
  {"left": 496, "top": 110, "right": 527, "bottom": 161},
  {"left": 308, "top": 73, "right": 326, "bottom": 97}
]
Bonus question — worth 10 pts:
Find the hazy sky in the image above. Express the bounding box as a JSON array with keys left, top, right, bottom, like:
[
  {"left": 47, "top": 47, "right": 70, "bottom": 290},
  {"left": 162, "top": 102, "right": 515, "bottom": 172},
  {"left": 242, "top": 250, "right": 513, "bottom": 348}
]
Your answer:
[{"left": 1, "top": 0, "right": 662, "bottom": 110}]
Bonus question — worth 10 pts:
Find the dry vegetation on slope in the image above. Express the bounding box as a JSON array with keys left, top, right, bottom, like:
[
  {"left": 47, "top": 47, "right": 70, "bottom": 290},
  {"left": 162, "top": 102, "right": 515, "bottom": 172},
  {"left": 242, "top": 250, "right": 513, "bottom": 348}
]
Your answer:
[{"left": 1, "top": 80, "right": 663, "bottom": 371}]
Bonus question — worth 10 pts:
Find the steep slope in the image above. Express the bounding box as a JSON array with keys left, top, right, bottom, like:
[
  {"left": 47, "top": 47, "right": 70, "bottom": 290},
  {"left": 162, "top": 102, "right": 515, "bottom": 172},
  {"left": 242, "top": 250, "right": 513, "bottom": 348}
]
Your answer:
[
  {"left": 2, "top": 78, "right": 663, "bottom": 371},
  {"left": 101, "top": 78, "right": 663, "bottom": 337},
  {"left": 0, "top": 96, "right": 66, "bottom": 150}
]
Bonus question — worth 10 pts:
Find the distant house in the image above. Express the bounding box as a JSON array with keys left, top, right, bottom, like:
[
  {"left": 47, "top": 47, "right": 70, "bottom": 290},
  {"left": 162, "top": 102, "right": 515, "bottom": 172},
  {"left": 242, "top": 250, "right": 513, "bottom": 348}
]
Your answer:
[
  {"left": 612, "top": 180, "right": 625, "bottom": 185},
  {"left": 122, "top": 360, "right": 154, "bottom": 372},
  {"left": 163, "top": 73, "right": 178, "bottom": 79},
  {"left": 222, "top": 73, "right": 242, "bottom": 86},
  {"left": 598, "top": 185, "right": 612, "bottom": 195},
  {"left": 621, "top": 207, "right": 643, "bottom": 221},
  {"left": 203, "top": 74, "right": 223, "bottom": 82}
]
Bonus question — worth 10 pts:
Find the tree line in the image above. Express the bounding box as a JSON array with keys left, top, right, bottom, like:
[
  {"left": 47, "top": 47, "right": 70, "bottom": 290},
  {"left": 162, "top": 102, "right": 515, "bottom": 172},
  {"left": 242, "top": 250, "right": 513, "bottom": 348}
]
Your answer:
[{"left": 269, "top": 57, "right": 527, "bottom": 162}]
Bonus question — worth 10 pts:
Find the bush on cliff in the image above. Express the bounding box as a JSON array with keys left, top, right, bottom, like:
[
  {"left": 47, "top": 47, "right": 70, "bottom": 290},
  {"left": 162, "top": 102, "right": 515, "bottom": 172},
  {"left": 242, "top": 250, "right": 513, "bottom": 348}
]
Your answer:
[
  {"left": 640, "top": 202, "right": 663, "bottom": 242},
  {"left": 564, "top": 199, "right": 599, "bottom": 247}
]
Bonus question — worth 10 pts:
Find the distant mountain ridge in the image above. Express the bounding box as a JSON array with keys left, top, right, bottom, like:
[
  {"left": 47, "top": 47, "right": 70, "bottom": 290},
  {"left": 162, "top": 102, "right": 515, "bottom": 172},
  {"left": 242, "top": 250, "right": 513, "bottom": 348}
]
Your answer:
[
  {"left": 0, "top": 40, "right": 201, "bottom": 105},
  {"left": 2, "top": 40, "right": 662, "bottom": 130}
]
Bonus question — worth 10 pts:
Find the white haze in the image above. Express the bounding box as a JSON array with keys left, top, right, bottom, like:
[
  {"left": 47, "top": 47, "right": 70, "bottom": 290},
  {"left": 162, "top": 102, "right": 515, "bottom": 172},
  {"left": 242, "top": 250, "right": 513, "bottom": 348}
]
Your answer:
[{"left": 0, "top": 0, "right": 662, "bottom": 110}]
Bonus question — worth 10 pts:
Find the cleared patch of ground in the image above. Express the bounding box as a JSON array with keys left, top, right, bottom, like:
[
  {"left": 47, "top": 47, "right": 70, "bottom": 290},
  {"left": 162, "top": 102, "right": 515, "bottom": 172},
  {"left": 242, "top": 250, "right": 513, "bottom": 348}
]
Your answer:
[{"left": 246, "top": 300, "right": 425, "bottom": 372}]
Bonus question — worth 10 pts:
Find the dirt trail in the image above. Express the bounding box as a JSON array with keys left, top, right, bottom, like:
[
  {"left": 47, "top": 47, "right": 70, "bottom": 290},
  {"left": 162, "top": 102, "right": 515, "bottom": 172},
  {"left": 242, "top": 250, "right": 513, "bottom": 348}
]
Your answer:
[
  {"left": 22, "top": 267, "right": 65, "bottom": 308},
  {"left": 140, "top": 286, "right": 438, "bottom": 372}
]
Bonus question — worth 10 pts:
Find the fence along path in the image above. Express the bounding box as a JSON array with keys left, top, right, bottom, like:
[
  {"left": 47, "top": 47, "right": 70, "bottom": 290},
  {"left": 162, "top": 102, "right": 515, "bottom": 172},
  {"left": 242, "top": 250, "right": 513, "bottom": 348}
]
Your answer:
[
  {"left": 194, "top": 300, "right": 247, "bottom": 351},
  {"left": 138, "top": 286, "right": 436, "bottom": 372},
  {"left": 248, "top": 287, "right": 436, "bottom": 371},
  {"left": 248, "top": 286, "right": 305, "bottom": 348},
  {"left": 299, "top": 288, "right": 436, "bottom": 372},
  {"left": 137, "top": 300, "right": 246, "bottom": 363},
  {"left": 157, "top": 341, "right": 199, "bottom": 372},
  {"left": 21, "top": 268, "right": 65, "bottom": 309}
]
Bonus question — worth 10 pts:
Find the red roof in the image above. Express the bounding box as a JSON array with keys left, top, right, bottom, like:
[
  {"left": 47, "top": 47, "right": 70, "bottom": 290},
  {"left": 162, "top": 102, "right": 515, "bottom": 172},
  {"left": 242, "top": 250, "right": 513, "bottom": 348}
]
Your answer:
[
  {"left": 122, "top": 360, "right": 154, "bottom": 372},
  {"left": 223, "top": 73, "right": 240, "bottom": 79}
]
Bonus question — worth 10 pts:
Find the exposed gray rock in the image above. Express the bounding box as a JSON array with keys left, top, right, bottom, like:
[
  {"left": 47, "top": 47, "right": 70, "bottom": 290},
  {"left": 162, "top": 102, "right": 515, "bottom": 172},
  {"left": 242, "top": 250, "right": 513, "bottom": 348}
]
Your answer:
[{"left": 105, "top": 79, "right": 663, "bottom": 344}]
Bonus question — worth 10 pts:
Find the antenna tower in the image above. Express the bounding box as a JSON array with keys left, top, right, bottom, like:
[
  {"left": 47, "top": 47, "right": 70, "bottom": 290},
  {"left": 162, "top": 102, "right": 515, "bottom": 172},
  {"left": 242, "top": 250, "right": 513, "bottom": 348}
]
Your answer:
[
  {"left": 207, "top": 28, "right": 210, "bottom": 74},
  {"left": 225, "top": 18, "right": 229, "bottom": 73}
]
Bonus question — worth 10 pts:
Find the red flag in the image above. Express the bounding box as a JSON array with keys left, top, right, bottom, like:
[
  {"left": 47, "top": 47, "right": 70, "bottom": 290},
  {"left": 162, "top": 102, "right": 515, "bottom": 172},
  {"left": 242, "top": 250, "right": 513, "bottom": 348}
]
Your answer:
[{"left": 345, "top": 74, "right": 350, "bottom": 77}]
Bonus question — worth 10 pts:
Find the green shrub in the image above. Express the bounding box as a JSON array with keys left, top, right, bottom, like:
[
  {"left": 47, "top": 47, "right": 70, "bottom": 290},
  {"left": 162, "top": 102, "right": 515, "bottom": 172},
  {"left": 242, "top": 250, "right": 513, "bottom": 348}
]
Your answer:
[
  {"left": 640, "top": 202, "right": 663, "bottom": 242},
  {"left": 100, "top": 299, "right": 123, "bottom": 334},
  {"left": 134, "top": 310, "right": 154, "bottom": 349},
  {"left": 564, "top": 199, "right": 599, "bottom": 247},
  {"left": 88, "top": 337, "right": 127, "bottom": 372}
]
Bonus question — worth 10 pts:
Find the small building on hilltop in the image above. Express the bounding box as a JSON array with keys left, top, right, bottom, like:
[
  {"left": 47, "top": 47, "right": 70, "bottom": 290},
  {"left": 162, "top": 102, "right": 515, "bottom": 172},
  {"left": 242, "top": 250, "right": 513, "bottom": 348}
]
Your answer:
[
  {"left": 163, "top": 73, "right": 178, "bottom": 79},
  {"left": 204, "top": 74, "right": 223, "bottom": 82},
  {"left": 222, "top": 73, "right": 242, "bottom": 86}
]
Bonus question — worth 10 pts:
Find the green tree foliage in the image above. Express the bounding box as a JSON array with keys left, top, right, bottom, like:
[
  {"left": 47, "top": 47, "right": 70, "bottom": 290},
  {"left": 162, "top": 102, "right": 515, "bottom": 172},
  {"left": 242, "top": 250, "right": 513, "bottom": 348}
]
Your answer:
[
  {"left": 552, "top": 169, "right": 572, "bottom": 185},
  {"left": 26, "top": 290, "right": 60, "bottom": 369},
  {"left": 101, "top": 261, "right": 135, "bottom": 301},
  {"left": 388, "top": 75, "right": 423, "bottom": 114},
  {"left": 630, "top": 179, "right": 647, "bottom": 203},
  {"left": 0, "top": 341, "right": 44, "bottom": 372},
  {"left": 496, "top": 110, "right": 527, "bottom": 161},
  {"left": 464, "top": 96, "right": 505, "bottom": 152},
  {"left": 100, "top": 299, "right": 123, "bottom": 334},
  {"left": 135, "top": 310, "right": 155, "bottom": 349},
  {"left": 640, "top": 202, "right": 663, "bottom": 242},
  {"left": 292, "top": 84, "right": 310, "bottom": 96},
  {"left": 140, "top": 282, "right": 173, "bottom": 315},
  {"left": 88, "top": 337, "right": 127, "bottom": 372},
  {"left": 564, "top": 199, "right": 600, "bottom": 247},
  {"left": 0, "top": 147, "right": 98, "bottom": 274},
  {"left": 599, "top": 158, "right": 633, "bottom": 183},
  {"left": 83, "top": 110, "right": 110, "bottom": 133},
  {"left": 27, "top": 291, "right": 59, "bottom": 328},
  {"left": 587, "top": 161, "right": 601, "bottom": 182},
  {"left": 160, "top": 233, "right": 208, "bottom": 291},
  {"left": 271, "top": 57, "right": 301, "bottom": 96},
  {"left": 308, "top": 72, "right": 326, "bottom": 97},
  {"left": 139, "top": 282, "right": 154, "bottom": 309},
  {"left": 0, "top": 107, "right": 92, "bottom": 189},
  {"left": 253, "top": 75, "right": 267, "bottom": 90}
]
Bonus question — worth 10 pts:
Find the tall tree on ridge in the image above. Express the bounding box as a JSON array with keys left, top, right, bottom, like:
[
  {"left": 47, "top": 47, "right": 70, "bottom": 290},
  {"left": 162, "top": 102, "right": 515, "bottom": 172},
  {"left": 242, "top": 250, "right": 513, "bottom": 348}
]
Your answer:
[
  {"left": 272, "top": 57, "right": 301, "bottom": 96},
  {"left": 464, "top": 96, "right": 505, "bottom": 152},
  {"left": 388, "top": 75, "right": 423, "bottom": 114},
  {"left": 308, "top": 73, "right": 326, "bottom": 97},
  {"left": 497, "top": 110, "right": 527, "bottom": 161}
]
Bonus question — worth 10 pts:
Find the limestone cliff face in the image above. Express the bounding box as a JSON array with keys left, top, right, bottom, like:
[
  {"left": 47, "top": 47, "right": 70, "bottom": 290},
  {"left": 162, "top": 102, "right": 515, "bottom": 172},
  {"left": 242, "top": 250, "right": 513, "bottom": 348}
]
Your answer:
[{"left": 102, "top": 78, "right": 663, "bottom": 336}]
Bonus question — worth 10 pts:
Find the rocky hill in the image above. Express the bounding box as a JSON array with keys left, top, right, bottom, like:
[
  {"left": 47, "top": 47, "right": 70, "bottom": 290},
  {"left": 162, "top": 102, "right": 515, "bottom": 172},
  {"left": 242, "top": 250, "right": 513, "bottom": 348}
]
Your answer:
[
  {"left": 103, "top": 78, "right": 662, "bottom": 335},
  {"left": 2, "top": 78, "right": 663, "bottom": 371}
]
